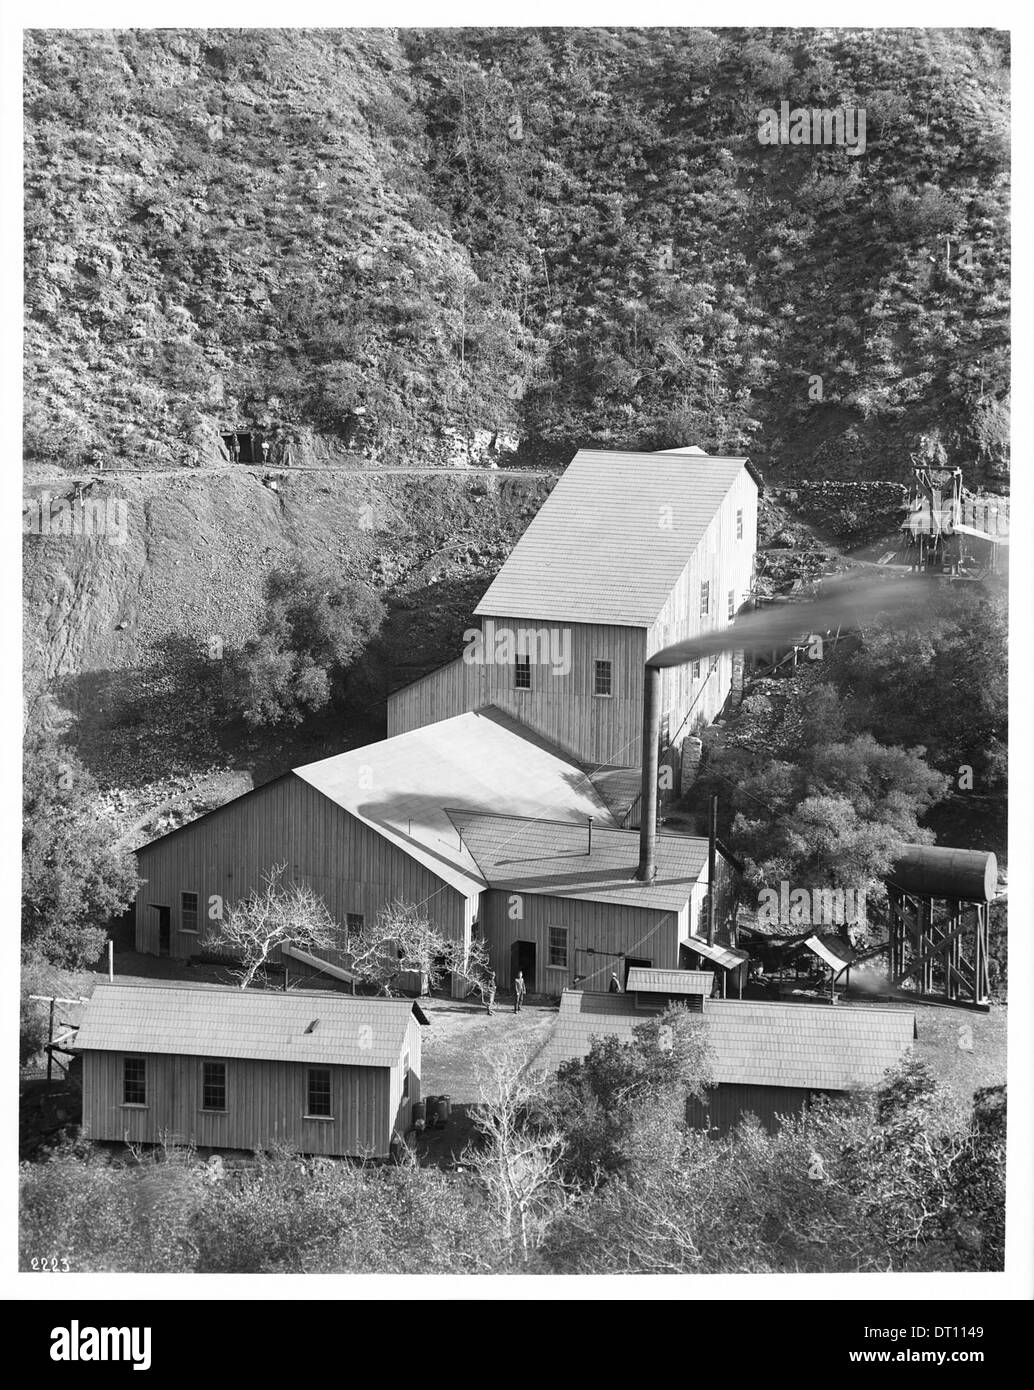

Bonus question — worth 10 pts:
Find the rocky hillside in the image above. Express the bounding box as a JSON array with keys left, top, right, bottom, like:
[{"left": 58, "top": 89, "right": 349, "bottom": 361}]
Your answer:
[{"left": 25, "top": 26, "right": 1010, "bottom": 480}]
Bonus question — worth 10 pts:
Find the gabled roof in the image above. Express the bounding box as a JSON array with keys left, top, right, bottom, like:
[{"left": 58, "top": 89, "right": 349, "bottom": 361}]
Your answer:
[
  {"left": 541, "top": 991, "right": 915, "bottom": 1092},
  {"left": 446, "top": 810, "right": 708, "bottom": 912},
  {"left": 293, "top": 708, "right": 616, "bottom": 899},
  {"left": 75, "top": 982, "right": 426, "bottom": 1068},
  {"left": 474, "top": 448, "right": 756, "bottom": 628}
]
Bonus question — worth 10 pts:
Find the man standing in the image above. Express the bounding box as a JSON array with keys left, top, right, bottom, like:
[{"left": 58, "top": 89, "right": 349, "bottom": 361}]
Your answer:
[
  {"left": 513, "top": 971, "right": 526, "bottom": 1014},
  {"left": 485, "top": 969, "right": 497, "bottom": 1016},
  {"left": 608, "top": 971, "right": 622, "bottom": 993}
]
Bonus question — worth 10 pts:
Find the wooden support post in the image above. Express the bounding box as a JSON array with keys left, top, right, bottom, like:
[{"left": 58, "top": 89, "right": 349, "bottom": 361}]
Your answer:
[{"left": 47, "top": 998, "right": 55, "bottom": 1083}]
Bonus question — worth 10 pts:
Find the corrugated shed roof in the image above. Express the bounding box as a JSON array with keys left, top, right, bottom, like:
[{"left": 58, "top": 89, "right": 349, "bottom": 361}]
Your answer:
[
  {"left": 627, "top": 967, "right": 713, "bottom": 995},
  {"left": 446, "top": 811, "right": 708, "bottom": 911},
  {"left": 294, "top": 708, "right": 616, "bottom": 899},
  {"left": 683, "top": 936, "right": 750, "bottom": 969},
  {"left": 474, "top": 449, "right": 755, "bottom": 627},
  {"left": 541, "top": 991, "right": 915, "bottom": 1091},
  {"left": 75, "top": 982, "right": 426, "bottom": 1067}
]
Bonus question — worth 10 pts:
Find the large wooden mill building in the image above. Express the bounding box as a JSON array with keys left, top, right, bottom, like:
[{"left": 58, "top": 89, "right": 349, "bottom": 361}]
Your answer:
[{"left": 131, "top": 447, "right": 759, "bottom": 993}]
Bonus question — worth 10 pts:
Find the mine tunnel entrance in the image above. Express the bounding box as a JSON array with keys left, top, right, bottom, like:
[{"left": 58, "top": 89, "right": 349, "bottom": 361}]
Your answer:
[{"left": 222, "top": 431, "right": 268, "bottom": 464}]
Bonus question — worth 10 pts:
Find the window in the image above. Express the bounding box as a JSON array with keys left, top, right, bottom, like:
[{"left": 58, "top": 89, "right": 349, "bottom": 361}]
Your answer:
[
  {"left": 307, "top": 1067, "right": 332, "bottom": 1117},
  {"left": 548, "top": 926, "right": 569, "bottom": 970},
  {"left": 346, "top": 913, "right": 364, "bottom": 936},
  {"left": 736, "top": 509, "right": 744, "bottom": 541},
  {"left": 594, "top": 659, "right": 612, "bottom": 697},
  {"left": 728, "top": 589, "right": 736, "bottom": 620},
  {"left": 700, "top": 581, "right": 710, "bottom": 618},
  {"left": 692, "top": 659, "right": 701, "bottom": 680},
  {"left": 514, "top": 654, "right": 531, "bottom": 690},
  {"left": 181, "top": 891, "right": 199, "bottom": 933},
  {"left": 123, "top": 1056, "right": 147, "bottom": 1106},
  {"left": 202, "top": 1061, "right": 227, "bottom": 1112}
]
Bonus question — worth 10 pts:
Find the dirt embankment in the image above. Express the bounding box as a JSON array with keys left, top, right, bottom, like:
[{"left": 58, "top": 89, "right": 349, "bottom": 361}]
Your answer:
[{"left": 24, "top": 467, "right": 555, "bottom": 831}]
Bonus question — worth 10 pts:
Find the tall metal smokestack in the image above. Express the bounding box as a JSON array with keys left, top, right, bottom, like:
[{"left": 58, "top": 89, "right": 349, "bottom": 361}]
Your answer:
[{"left": 636, "top": 663, "right": 662, "bottom": 882}]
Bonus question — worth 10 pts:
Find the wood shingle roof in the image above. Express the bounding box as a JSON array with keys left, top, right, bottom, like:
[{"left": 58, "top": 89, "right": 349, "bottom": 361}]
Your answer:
[
  {"left": 75, "top": 982, "right": 426, "bottom": 1068},
  {"left": 447, "top": 810, "right": 709, "bottom": 911},
  {"left": 474, "top": 449, "right": 754, "bottom": 627},
  {"left": 541, "top": 990, "right": 915, "bottom": 1092}
]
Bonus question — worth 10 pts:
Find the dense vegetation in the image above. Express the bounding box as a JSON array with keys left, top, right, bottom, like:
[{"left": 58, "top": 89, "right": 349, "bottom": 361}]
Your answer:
[
  {"left": 686, "top": 575, "right": 1008, "bottom": 899},
  {"left": 20, "top": 1017, "right": 1005, "bottom": 1273},
  {"left": 24, "top": 27, "right": 1009, "bottom": 477}
]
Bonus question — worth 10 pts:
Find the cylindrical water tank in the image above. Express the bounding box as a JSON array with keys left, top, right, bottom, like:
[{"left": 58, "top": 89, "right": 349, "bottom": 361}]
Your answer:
[
  {"left": 411, "top": 1100, "right": 426, "bottom": 1132},
  {"left": 890, "top": 845, "right": 997, "bottom": 902}
]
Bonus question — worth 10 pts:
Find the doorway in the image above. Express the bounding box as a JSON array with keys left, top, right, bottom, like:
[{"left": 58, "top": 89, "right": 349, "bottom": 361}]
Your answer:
[
  {"left": 153, "top": 905, "right": 171, "bottom": 957},
  {"left": 221, "top": 432, "right": 266, "bottom": 464},
  {"left": 510, "top": 940, "right": 536, "bottom": 993},
  {"left": 624, "top": 956, "right": 651, "bottom": 988}
]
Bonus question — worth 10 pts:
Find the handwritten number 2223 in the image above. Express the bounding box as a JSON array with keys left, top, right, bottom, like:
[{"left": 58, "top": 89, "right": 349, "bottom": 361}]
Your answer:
[{"left": 31, "top": 1256, "right": 70, "bottom": 1271}]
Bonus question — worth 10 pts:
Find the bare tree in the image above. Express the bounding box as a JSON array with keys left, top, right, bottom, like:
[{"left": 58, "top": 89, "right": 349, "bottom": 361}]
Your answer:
[
  {"left": 461, "top": 1042, "right": 567, "bottom": 1266},
  {"left": 453, "top": 933, "right": 495, "bottom": 1009},
  {"left": 347, "top": 899, "right": 457, "bottom": 997},
  {"left": 210, "top": 863, "right": 337, "bottom": 989}
]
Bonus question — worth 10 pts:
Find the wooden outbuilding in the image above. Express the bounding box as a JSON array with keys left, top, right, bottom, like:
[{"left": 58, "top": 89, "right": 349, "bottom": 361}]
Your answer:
[
  {"left": 543, "top": 987, "right": 916, "bottom": 1135},
  {"left": 74, "top": 982, "right": 428, "bottom": 1159}
]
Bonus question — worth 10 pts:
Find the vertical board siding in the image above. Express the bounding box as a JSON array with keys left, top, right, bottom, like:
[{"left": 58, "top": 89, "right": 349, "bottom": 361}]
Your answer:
[
  {"left": 685, "top": 1083, "right": 813, "bottom": 1137},
  {"left": 82, "top": 1051, "right": 394, "bottom": 1157},
  {"left": 134, "top": 774, "right": 466, "bottom": 959},
  {"left": 387, "top": 657, "right": 475, "bottom": 738},
  {"left": 389, "top": 620, "right": 647, "bottom": 768},
  {"left": 649, "top": 470, "right": 759, "bottom": 742},
  {"left": 480, "top": 889, "right": 680, "bottom": 992}
]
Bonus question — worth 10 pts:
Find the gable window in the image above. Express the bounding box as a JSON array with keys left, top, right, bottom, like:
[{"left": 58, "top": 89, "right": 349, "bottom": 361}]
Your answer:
[
  {"left": 346, "top": 913, "right": 364, "bottom": 936},
  {"left": 728, "top": 589, "right": 736, "bottom": 620},
  {"left": 181, "top": 891, "right": 199, "bottom": 933},
  {"left": 307, "top": 1067, "right": 332, "bottom": 1118},
  {"left": 548, "top": 926, "right": 569, "bottom": 970},
  {"left": 514, "top": 654, "right": 531, "bottom": 690},
  {"left": 736, "top": 509, "right": 744, "bottom": 541},
  {"left": 699, "top": 581, "right": 710, "bottom": 618},
  {"left": 123, "top": 1056, "right": 147, "bottom": 1106},
  {"left": 594, "top": 659, "right": 612, "bottom": 697},
  {"left": 202, "top": 1061, "right": 227, "bottom": 1112}
]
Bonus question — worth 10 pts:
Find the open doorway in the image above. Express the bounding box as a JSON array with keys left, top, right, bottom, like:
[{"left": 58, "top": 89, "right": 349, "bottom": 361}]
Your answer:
[
  {"left": 624, "top": 955, "right": 651, "bottom": 988},
  {"left": 221, "top": 431, "right": 267, "bottom": 464},
  {"left": 510, "top": 940, "right": 536, "bottom": 993},
  {"left": 152, "top": 905, "right": 171, "bottom": 957}
]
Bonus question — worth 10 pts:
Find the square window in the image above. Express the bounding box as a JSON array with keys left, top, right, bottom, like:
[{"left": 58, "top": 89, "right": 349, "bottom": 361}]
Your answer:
[
  {"left": 700, "top": 581, "right": 710, "bottom": 618},
  {"left": 346, "top": 913, "right": 364, "bottom": 936},
  {"left": 181, "top": 891, "right": 199, "bottom": 933},
  {"left": 728, "top": 589, "right": 736, "bottom": 620},
  {"left": 548, "top": 926, "right": 568, "bottom": 969},
  {"left": 307, "top": 1067, "right": 332, "bottom": 1117},
  {"left": 202, "top": 1061, "right": 226, "bottom": 1112},
  {"left": 514, "top": 655, "right": 531, "bottom": 690},
  {"left": 594, "top": 659, "right": 612, "bottom": 697},
  {"left": 692, "top": 659, "right": 701, "bottom": 680},
  {"left": 736, "top": 509, "right": 744, "bottom": 541},
  {"left": 123, "top": 1056, "right": 146, "bottom": 1106}
]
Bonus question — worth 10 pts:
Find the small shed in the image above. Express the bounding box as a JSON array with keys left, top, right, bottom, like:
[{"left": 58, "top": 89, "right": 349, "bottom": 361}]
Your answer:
[{"left": 75, "top": 982, "right": 428, "bottom": 1159}]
